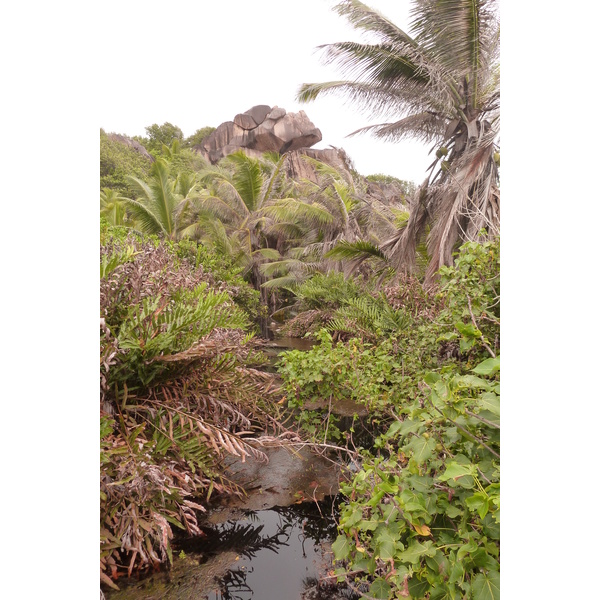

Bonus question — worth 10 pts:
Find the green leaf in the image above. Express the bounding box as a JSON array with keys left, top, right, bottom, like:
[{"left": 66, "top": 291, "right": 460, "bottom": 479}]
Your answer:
[
  {"left": 396, "top": 540, "right": 434, "bottom": 564},
  {"left": 447, "top": 559, "right": 464, "bottom": 584},
  {"left": 471, "top": 570, "right": 500, "bottom": 600},
  {"left": 406, "top": 436, "right": 437, "bottom": 464},
  {"left": 353, "top": 556, "right": 377, "bottom": 575},
  {"left": 466, "top": 492, "right": 490, "bottom": 518},
  {"left": 471, "top": 356, "right": 500, "bottom": 376},
  {"left": 377, "top": 539, "right": 396, "bottom": 561},
  {"left": 408, "top": 574, "right": 430, "bottom": 598},
  {"left": 343, "top": 507, "right": 364, "bottom": 528},
  {"left": 479, "top": 392, "right": 500, "bottom": 416},
  {"left": 438, "top": 462, "right": 476, "bottom": 482},
  {"left": 331, "top": 534, "right": 351, "bottom": 560},
  {"left": 368, "top": 578, "right": 391, "bottom": 599},
  {"left": 455, "top": 322, "right": 482, "bottom": 338}
]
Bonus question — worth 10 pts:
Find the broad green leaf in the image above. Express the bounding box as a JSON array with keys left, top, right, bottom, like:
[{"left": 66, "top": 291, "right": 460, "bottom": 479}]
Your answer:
[
  {"left": 447, "top": 559, "right": 464, "bottom": 584},
  {"left": 471, "top": 356, "right": 500, "bottom": 376},
  {"left": 369, "top": 577, "right": 391, "bottom": 599},
  {"left": 331, "top": 534, "right": 351, "bottom": 560},
  {"left": 455, "top": 322, "right": 482, "bottom": 338},
  {"left": 471, "top": 571, "right": 500, "bottom": 600},
  {"left": 399, "top": 419, "right": 423, "bottom": 436},
  {"left": 385, "top": 420, "right": 403, "bottom": 438},
  {"left": 397, "top": 540, "right": 434, "bottom": 564},
  {"left": 446, "top": 505, "right": 463, "bottom": 518},
  {"left": 342, "top": 506, "right": 363, "bottom": 528},
  {"left": 471, "top": 549, "right": 500, "bottom": 571},
  {"left": 430, "top": 586, "right": 457, "bottom": 600},
  {"left": 406, "top": 436, "right": 437, "bottom": 464},
  {"left": 438, "top": 462, "right": 476, "bottom": 482},
  {"left": 453, "top": 375, "right": 491, "bottom": 390},
  {"left": 356, "top": 516, "right": 380, "bottom": 531},
  {"left": 377, "top": 539, "right": 396, "bottom": 561},
  {"left": 425, "top": 551, "right": 449, "bottom": 576},
  {"left": 353, "top": 556, "right": 377, "bottom": 575},
  {"left": 466, "top": 493, "right": 490, "bottom": 518},
  {"left": 457, "top": 539, "right": 478, "bottom": 561},
  {"left": 479, "top": 392, "right": 500, "bottom": 416},
  {"left": 408, "top": 574, "right": 430, "bottom": 598},
  {"left": 436, "top": 331, "right": 458, "bottom": 342}
]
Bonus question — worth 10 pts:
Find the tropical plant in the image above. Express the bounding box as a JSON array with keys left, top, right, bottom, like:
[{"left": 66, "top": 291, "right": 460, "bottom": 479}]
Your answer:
[
  {"left": 100, "top": 129, "right": 152, "bottom": 193},
  {"left": 260, "top": 156, "right": 368, "bottom": 289},
  {"left": 194, "top": 151, "right": 296, "bottom": 293},
  {"left": 100, "top": 188, "right": 129, "bottom": 226},
  {"left": 143, "top": 122, "right": 184, "bottom": 154},
  {"left": 298, "top": 0, "right": 500, "bottom": 284},
  {"left": 100, "top": 225, "right": 281, "bottom": 590},
  {"left": 123, "top": 158, "right": 200, "bottom": 240},
  {"left": 183, "top": 126, "right": 216, "bottom": 148},
  {"left": 277, "top": 239, "right": 500, "bottom": 599}
]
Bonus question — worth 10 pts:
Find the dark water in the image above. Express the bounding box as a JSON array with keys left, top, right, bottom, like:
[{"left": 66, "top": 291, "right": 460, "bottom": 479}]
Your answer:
[
  {"left": 106, "top": 498, "right": 355, "bottom": 600},
  {"left": 176, "top": 500, "right": 349, "bottom": 600}
]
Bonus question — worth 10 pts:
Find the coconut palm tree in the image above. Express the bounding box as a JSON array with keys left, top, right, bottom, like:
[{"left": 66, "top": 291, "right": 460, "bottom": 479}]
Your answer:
[
  {"left": 298, "top": 0, "right": 500, "bottom": 284},
  {"left": 124, "top": 158, "right": 199, "bottom": 240}
]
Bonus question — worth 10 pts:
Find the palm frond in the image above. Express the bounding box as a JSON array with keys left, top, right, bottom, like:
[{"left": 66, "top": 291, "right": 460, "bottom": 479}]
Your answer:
[
  {"left": 224, "top": 151, "right": 264, "bottom": 212},
  {"left": 348, "top": 111, "right": 447, "bottom": 144}
]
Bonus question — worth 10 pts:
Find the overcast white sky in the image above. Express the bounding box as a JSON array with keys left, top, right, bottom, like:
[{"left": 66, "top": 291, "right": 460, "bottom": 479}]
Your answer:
[{"left": 99, "top": 0, "right": 432, "bottom": 183}]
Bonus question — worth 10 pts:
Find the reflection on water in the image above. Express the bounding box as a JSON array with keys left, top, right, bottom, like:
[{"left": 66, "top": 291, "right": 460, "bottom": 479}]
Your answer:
[{"left": 177, "top": 500, "right": 352, "bottom": 600}]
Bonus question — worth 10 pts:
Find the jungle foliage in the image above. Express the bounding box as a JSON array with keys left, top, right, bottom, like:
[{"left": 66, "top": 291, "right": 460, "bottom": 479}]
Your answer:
[
  {"left": 100, "top": 4, "right": 499, "bottom": 596},
  {"left": 298, "top": 0, "right": 500, "bottom": 284},
  {"left": 278, "top": 239, "right": 500, "bottom": 600}
]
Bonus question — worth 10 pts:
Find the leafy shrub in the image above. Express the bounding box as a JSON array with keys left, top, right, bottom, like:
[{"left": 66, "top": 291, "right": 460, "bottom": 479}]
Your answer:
[
  {"left": 277, "top": 239, "right": 501, "bottom": 599},
  {"left": 100, "top": 130, "right": 152, "bottom": 193}
]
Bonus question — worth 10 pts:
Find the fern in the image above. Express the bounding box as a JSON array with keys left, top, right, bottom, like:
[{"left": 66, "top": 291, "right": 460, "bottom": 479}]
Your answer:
[{"left": 327, "top": 295, "right": 412, "bottom": 338}]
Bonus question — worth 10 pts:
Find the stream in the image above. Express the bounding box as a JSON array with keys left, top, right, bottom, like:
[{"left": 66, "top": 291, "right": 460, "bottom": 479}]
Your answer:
[{"left": 105, "top": 334, "right": 362, "bottom": 600}]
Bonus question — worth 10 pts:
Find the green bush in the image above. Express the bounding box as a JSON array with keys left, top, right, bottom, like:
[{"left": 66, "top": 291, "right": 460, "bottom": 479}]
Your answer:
[
  {"left": 277, "top": 239, "right": 501, "bottom": 599},
  {"left": 100, "top": 130, "right": 152, "bottom": 193}
]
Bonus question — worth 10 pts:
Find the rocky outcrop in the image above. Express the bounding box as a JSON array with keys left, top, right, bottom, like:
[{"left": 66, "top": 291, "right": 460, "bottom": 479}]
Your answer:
[
  {"left": 200, "top": 105, "right": 322, "bottom": 163},
  {"left": 107, "top": 133, "right": 154, "bottom": 162}
]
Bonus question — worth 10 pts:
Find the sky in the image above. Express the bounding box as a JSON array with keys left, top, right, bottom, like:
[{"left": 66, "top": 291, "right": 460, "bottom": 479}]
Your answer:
[{"left": 98, "top": 0, "right": 432, "bottom": 183}]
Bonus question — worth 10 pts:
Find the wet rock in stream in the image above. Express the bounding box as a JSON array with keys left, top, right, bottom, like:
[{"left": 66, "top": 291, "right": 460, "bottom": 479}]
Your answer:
[{"left": 215, "top": 444, "right": 344, "bottom": 513}]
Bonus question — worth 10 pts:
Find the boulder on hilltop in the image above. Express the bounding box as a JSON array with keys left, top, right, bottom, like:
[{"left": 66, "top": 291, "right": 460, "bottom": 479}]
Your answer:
[{"left": 199, "top": 105, "right": 322, "bottom": 163}]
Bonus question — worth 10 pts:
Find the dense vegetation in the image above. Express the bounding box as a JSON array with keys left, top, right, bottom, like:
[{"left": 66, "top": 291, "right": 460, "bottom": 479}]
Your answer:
[
  {"left": 99, "top": 2, "right": 499, "bottom": 598},
  {"left": 279, "top": 240, "right": 499, "bottom": 599}
]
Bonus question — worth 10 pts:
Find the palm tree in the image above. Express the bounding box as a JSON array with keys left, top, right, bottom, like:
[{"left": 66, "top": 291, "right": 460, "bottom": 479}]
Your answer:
[
  {"left": 100, "top": 188, "right": 128, "bottom": 226},
  {"left": 298, "top": 0, "right": 500, "bottom": 284},
  {"left": 194, "top": 151, "right": 298, "bottom": 291},
  {"left": 260, "top": 156, "right": 367, "bottom": 288},
  {"left": 124, "top": 158, "right": 199, "bottom": 240}
]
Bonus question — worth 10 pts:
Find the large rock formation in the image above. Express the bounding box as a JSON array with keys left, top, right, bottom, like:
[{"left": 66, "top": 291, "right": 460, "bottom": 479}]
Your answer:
[{"left": 199, "top": 105, "right": 322, "bottom": 163}]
